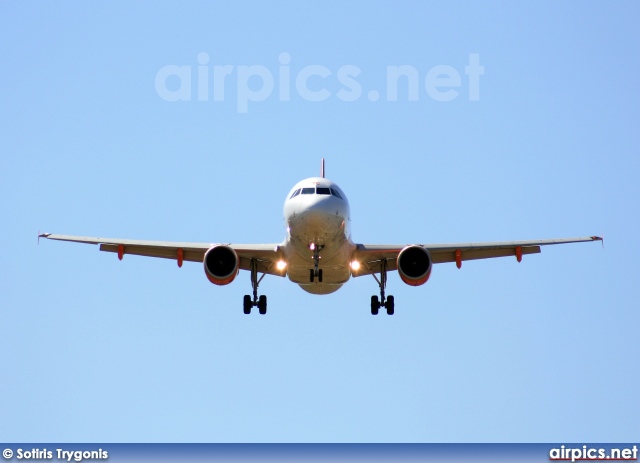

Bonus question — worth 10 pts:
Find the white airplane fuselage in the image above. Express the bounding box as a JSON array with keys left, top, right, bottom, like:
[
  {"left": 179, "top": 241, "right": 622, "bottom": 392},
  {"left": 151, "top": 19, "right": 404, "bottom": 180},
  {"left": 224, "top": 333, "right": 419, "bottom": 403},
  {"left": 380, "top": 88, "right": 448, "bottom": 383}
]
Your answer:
[{"left": 282, "top": 177, "right": 355, "bottom": 294}]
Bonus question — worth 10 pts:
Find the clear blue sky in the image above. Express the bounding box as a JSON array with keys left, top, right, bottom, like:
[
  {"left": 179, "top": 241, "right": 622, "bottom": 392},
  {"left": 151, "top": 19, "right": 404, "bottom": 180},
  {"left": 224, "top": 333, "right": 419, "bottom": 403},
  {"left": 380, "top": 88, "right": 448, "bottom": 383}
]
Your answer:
[{"left": 1, "top": 1, "right": 638, "bottom": 442}]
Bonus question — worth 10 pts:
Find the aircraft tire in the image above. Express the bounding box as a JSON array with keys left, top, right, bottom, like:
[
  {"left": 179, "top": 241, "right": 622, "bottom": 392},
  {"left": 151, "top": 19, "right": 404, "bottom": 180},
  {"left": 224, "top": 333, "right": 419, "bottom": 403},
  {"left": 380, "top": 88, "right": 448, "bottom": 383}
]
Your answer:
[
  {"left": 258, "top": 295, "right": 267, "bottom": 315},
  {"left": 386, "top": 295, "right": 395, "bottom": 315},
  {"left": 243, "top": 295, "right": 252, "bottom": 314},
  {"left": 371, "top": 295, "right": 379, "bottom": 315}
]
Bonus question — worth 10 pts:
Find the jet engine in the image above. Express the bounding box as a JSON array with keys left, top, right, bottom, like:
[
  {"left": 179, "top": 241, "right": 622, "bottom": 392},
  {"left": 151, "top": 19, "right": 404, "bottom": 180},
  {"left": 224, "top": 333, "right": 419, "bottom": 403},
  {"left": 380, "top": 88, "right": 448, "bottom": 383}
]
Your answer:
[
  {"left": 204, "top": 245, "right": 239, "bottom": 285},
  {"left": 397, "top": 245, "right": 432, "bottom": 286}
]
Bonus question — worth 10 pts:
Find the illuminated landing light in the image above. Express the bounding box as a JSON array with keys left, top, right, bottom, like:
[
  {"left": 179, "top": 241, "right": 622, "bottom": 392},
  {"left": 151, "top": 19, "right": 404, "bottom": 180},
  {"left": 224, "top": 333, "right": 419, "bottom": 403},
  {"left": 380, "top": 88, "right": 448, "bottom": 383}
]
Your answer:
[
  {"left": 276, "top": 260, "right": 287, "bottom": 271},
  {"left": 309, "top": 243, "right": 316, "bottom": 250},
  {"left": 350, "top": 260, "right": 361, "bottom": 271}
]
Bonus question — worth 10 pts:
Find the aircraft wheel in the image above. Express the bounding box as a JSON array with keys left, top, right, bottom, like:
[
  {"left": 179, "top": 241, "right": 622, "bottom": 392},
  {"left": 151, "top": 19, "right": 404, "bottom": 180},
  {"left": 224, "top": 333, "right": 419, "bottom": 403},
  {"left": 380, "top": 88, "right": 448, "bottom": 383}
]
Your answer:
[
  {"left": 371, "top": 295, "right": 379, "bottom": 315},
  {"left": 318, "top": 269, "right": 323, "bottom": 283},
  {"left": 309, "top": 269, "right": 314, "bottom": 282},
  {"left": 386, "top": 295, "right": 395, "bottom": 315},
  {"left": 258, "top": 295, "right": 267, "bottom": 315},
  {"left": 243, "top": 295, "right": 252, "bottom": 314}
]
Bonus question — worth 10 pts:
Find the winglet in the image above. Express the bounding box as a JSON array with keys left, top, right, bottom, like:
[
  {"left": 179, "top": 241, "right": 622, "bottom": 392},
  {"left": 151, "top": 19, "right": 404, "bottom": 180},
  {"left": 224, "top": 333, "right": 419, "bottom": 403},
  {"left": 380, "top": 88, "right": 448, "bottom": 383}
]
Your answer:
[
  {"left": 591, "top": 235, "right": 604, "bottom": 248},
  {"left": 320, "top": 158, "right": 325, "bottom": 178},
  {"left": 38, "top": 231, "right": 50, "bottom": 245}
]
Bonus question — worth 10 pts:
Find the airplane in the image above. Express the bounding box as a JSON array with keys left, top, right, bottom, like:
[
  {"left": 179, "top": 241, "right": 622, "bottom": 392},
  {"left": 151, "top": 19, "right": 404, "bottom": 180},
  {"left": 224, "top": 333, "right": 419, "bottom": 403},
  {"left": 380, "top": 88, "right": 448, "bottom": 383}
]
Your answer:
[{"left": 39, "top": 159, "right": 602, "bottom": 315}]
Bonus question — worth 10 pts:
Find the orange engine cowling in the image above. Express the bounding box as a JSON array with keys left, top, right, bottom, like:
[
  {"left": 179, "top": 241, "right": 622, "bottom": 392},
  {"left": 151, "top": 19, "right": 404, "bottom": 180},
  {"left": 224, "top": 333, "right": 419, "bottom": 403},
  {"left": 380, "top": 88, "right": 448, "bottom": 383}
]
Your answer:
[
  {"left": 397, "top": 245, "right": 432, "bottom": 286},
  {"left": 204, "top": 245, "right": 239, "bottom": 285}
]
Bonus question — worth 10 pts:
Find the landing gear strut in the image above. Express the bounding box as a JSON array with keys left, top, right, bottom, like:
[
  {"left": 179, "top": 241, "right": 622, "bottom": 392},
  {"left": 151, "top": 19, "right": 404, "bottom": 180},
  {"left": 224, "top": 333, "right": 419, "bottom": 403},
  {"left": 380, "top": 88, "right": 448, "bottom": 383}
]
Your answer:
[
  {"left": 309, "top": 244, "right": 324, "bottom": 283},
  {"left": 244, "top": 259, "right": 267, "bottom": 314},
  {"left": 370, "top": 259, "right": 394, "bottom": 315}
]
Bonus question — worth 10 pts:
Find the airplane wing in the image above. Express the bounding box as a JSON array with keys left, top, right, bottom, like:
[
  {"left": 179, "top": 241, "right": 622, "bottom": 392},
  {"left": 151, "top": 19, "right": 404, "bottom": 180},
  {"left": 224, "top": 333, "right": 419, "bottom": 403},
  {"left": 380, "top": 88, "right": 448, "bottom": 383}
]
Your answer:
[
  {"left": 351, "top": 236, "right": 603, "bottom": 275},
  {"left": 38, "top": 233, "right": 286, "bottom": 276}
]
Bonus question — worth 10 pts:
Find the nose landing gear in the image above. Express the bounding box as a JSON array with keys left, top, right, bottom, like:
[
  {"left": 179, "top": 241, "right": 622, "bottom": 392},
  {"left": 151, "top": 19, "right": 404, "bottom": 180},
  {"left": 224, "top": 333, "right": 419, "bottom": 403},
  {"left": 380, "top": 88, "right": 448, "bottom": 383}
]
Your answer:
[
  {"left": 370, "top": 260, "right": 394, "bottom": 315},
  {"left": 243, "top": 259, "right": 267, "bottom": 314},
  {"left": 309, "top": 243, "right": 324, "bottom": 283}
]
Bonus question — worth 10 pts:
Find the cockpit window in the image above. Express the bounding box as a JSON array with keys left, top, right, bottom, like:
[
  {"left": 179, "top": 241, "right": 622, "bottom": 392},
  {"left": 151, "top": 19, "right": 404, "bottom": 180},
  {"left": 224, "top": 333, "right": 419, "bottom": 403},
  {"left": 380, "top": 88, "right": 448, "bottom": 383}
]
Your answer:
[{"left": 294, "top": 186, "right": 343, "bottom": 198}]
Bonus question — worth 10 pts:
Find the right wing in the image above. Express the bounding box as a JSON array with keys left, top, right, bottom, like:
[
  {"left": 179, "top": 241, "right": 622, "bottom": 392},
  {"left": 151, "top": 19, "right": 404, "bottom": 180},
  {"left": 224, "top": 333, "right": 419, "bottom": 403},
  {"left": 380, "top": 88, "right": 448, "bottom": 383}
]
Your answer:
[
  {"left": 38, "top": 233, "right": 286, "bottom": 276},
  {"left": 351, "top": 236, "right": 602, "bottom": 275}
]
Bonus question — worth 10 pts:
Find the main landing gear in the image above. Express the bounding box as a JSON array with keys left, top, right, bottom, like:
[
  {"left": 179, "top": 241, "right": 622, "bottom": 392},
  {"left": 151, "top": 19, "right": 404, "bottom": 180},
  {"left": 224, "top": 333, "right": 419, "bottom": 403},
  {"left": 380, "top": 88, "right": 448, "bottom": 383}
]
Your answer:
[
  {"left": 370, "top": 260, "right": 394, "bottom": 315},
  {"left": 309, "top": 243, "right": 324, "bottom": 283},
  {"left": 243, "top": 259, "right": 267, "bottom": 315}
]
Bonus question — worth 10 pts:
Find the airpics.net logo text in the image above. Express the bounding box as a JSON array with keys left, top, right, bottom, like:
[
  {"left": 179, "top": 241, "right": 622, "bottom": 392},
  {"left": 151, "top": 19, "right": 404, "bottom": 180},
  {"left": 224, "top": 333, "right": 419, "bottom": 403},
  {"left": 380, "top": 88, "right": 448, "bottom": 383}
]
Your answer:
[{"left": 155, "top": 52, "right": 484, "bottom": 113}]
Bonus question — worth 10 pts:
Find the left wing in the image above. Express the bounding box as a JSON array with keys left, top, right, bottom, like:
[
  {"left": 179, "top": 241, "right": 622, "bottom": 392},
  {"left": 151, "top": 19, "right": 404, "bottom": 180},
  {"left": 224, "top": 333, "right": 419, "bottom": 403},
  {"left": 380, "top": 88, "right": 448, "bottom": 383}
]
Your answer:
[
  {"left": 351, "top": 236, "right": 603, "bottom": 275},
  {"left": 38, "top": 233, "right": 286, "bottom": 276}
]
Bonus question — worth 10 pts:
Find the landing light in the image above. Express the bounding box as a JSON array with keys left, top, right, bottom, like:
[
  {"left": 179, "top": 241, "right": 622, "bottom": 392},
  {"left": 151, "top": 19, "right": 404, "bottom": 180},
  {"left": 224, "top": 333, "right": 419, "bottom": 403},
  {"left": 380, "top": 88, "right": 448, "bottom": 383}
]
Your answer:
[
  {"left": 276, "top": 260, "right": 287, "bottom": 270},
  {"left": 309, "top": 243, "right": 315, "bottom": 250},
  {"left": 350, "top": 260, "right": 361, "bottom": 271}
]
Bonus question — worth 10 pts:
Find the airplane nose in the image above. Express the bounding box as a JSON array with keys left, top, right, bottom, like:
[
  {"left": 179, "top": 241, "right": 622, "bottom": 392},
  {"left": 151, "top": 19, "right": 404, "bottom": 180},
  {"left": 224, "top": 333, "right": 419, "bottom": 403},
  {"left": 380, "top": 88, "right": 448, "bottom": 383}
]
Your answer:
[
  {"left": 300, "top": 206, "right": 335, "bottom": 227},
  {"left": 289, "top": 201, "right": 343, "bottom": 240}
]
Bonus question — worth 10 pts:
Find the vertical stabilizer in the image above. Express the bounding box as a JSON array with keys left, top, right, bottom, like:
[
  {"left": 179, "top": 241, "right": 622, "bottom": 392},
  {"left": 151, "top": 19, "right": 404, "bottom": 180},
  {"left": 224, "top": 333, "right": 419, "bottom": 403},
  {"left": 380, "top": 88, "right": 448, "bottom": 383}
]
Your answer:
[{"left": 321, "top": 158, "right": 325, "bottom": 178}]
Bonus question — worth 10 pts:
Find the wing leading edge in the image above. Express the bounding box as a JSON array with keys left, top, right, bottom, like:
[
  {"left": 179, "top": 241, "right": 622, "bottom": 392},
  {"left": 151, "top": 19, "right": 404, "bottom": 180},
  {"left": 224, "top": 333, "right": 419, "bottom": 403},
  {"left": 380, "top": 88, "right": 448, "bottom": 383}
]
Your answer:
[
  {"left": 351, "top": 236, "right": 602, "bottom": 276},
  {"left": 38, "top": 233, "right": 286, "bottom": 276}
]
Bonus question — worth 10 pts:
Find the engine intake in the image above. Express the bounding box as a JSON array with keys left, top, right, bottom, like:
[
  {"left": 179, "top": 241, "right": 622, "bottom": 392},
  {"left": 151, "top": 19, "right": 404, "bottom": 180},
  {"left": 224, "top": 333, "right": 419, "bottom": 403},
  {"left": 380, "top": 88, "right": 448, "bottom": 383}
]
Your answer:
[
  {"left": 204, "top": 245, "right": 239, "bottom": 285},
  {"left": 397, "top": 245, "right": 432, "bottom": 286}
]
